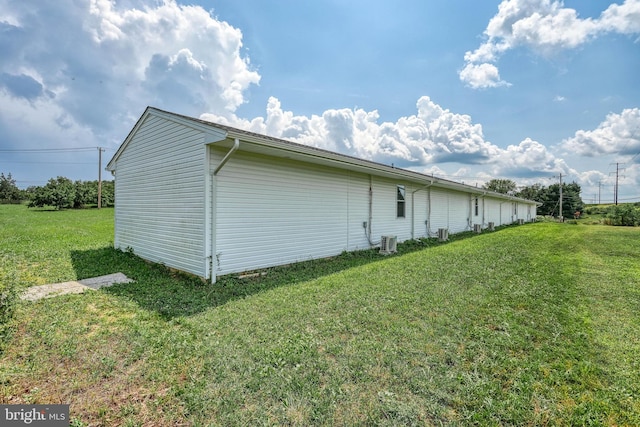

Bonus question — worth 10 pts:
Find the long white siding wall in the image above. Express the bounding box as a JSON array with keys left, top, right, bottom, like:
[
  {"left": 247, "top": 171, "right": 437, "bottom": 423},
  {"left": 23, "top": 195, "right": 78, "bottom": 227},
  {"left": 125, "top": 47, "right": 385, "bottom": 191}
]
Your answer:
[
  {"left": 429, "top": 188, "right": 448, "bottom": 234},
  {"left": 112, "top": 115, "right": 208, "bottom": 277},
  {"left": 484, "top": 198, "right": 502, "bottom": 226},
  {"left": 411, "top": 188, "right": 429, "bottom": 240},
  {"left": 370, "top": 178, "right": 414, "bottom": 243},
  {"left": 502, "top": 201, "right": 514, "bottom": 225},
  {"left": 213, "top": 149, "right": 374, "bottom": 275},
  {"left": 449, "top": 191, "right": 471, "bottom": 234},
  {"left": 425, "top": 188, "right": 476, "bottom": 234}
]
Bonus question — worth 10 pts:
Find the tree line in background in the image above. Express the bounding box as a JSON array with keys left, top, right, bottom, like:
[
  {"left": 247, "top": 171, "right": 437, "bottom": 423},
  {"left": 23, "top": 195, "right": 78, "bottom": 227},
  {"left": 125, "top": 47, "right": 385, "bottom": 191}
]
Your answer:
[
  {"left": 483, "top": 178, "right": 583, "bottom": 218},
  {"left": 0, "top": 173, "right": 114, "bottom": 209},
  {"left": 2, "top": 173, "right": 639, "bottom": 225},
  {"left": 483, "top": 178, "right": 640, "bottom": 226}
]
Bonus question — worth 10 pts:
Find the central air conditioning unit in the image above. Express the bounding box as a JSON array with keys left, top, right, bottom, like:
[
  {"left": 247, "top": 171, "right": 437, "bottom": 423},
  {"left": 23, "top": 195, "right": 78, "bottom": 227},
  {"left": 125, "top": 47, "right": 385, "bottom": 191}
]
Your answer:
[
  {"left": 473, "top": 224, "right": 482, "bottom": 234},
  {"left": 438, "top": 228, "right": 449, "bottom": 242},
  {"left": 518, "top": 219, "right": 525, "bottom": 225},
  {"left": 488, "top": 222, "right": 495, "bottom": 231},
  {"left": 379, "top": 235, "right": 397, "bottom": 255}
]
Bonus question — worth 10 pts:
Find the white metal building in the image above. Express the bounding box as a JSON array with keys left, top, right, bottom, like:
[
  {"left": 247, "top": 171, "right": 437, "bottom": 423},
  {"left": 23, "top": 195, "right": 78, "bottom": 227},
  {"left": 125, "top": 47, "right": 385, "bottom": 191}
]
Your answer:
[{"left": 106, "top": 107, "right": 538, "bottom": 282}]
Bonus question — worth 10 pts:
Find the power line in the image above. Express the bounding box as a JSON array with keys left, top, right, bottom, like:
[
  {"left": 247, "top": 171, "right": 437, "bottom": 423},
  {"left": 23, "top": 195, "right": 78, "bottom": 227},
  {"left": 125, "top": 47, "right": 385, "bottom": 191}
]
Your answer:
[
  {"left": 0, "top": 161, "right": 94, "bottom": 165},
  {"left": 609, "top": 162, "right": 625, "bottom": 205},
  {"left": 0, "top": 147, "right": 114, "bottom": 153},
  {"left": 0, "top": 147, "right": 99, "bottom": 153}
]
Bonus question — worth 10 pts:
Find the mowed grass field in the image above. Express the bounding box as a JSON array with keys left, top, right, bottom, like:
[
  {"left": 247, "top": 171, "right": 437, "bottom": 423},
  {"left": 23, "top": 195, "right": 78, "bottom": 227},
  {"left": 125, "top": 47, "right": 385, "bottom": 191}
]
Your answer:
[{"left": 1, "top": 204, "right": 639, "bottom": 426}]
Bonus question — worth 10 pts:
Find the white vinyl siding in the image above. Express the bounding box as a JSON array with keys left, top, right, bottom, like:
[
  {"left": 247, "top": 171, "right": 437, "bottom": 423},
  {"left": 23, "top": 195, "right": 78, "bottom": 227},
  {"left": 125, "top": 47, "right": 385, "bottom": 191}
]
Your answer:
[
  {"left": 501, "top": 201, "right": 513, "bottom": 225},
  {"left": 112, "top": 114, "right": 207, "bottom": 277},
  {"left": 108, "top": 108, "right": 541, "bottom": 281},
  {"left": 347, "top": 173, "right": 371, "bottom": 250},
  {"left": 411, "top": 189, "right": 429, "bottom": 239},
  {"left": 448, "top": 191, "right": 470, "bottom": 234},
  {"left": 370, "top": 178, "right": 412, "bottom": 243},
  {"left": 214, "top": 149, "right": 361, "bottom": 275},
  {"left": 484, "top": 198, "right": 501, "bottom": 226},
  {"left": 429, "top": 188, "right": 448, "bottom": 234}
]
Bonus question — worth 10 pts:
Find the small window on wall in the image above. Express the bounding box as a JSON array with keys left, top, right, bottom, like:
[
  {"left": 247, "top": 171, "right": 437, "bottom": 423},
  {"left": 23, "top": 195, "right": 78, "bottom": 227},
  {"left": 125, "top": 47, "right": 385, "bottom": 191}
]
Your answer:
[
  {"left": 474, "top": 197, "right": 479, "bottom": 216},
  {"left": 397, "top": 185, "right": 406, "bottom": 218}
]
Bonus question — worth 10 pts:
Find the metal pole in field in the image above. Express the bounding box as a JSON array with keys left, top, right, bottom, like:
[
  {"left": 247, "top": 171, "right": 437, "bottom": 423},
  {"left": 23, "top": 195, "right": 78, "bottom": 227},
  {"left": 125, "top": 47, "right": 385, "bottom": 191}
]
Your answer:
[
  {"left": 615, "top": 163, "right": 619, "bottom": 205},
  {"left": 97, "top": 147, "right": 105, "bottom": 209},
  {"left": 559, "top": 173, "right": 563, "bottom": 222},
  {"left": 598, "top": 181, "right": 601, "bottom": 205}
]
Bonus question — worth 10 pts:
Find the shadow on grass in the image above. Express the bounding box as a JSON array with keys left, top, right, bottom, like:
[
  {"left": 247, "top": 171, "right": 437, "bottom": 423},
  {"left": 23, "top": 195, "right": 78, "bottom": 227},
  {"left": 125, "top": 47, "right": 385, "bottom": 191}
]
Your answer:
[{"left": 70, "top": 226, "right": 517, "bottom": 320}]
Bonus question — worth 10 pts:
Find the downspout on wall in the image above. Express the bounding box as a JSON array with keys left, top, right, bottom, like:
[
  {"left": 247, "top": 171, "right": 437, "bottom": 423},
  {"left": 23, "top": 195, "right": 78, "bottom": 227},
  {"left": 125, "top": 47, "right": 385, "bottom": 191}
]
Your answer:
[
  {"left": 365, "top": 175, "right": 380, "bottom": 247},
  {"left": 481, "top": 192, "right": 486, "bottom": 228},
  {"left": 208, "top": 138, "right": 240, "bottom": 283},
  {"left": 411, "top": 180, "right": 434, "bottom": 240}
]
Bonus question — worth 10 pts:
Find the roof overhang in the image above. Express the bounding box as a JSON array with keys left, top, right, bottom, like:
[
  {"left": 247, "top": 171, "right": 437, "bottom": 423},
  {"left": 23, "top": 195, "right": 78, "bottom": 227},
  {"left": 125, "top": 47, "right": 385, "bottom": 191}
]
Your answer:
[{"left": 108, "top": 106, "right": 537, "bottom": 205}]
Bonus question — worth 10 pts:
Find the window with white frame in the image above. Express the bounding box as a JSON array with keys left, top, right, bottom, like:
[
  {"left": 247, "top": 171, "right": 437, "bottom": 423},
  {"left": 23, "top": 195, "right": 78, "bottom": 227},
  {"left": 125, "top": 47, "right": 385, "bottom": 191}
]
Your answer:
[
  {"left": 474, "top": 197, "right": 479, "bottom": 216},
  {"left": 397, "top": 185, "right": 405, "bottom": 218}
]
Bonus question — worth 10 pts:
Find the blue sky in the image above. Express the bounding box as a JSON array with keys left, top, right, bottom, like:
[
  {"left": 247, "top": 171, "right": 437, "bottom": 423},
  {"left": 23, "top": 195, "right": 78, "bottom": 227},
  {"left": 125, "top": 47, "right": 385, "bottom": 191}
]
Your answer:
[{"left": 1, "top": 0, "right": 639, "bottom": 203}]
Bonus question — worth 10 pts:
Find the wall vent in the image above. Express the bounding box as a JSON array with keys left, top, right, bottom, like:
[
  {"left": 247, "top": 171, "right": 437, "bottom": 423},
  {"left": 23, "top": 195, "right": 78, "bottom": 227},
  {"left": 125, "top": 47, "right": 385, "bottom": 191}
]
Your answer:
[
  {"left": 488, "top": 222, "right": 495, "bottom": 231},
  {"left": 438, "top": 228, "right": 449, "bottom": 242},
  {"left": 379, "top": 235, "right": 397, "bottom": 255},
  {"left": 473, "top": 224, "right": 482, "bottom": 234}
]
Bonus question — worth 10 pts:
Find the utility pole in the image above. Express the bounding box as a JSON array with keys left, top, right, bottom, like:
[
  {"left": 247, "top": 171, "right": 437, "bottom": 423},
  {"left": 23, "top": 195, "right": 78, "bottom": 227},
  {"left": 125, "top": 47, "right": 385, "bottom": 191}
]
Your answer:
[
  {"left": 615, "top": 163, "right": 619, "bottom": 205},
  {"left": 559, "top": 173, "right": 563, "bottom": 222},
  {"left": 97, "top": 147, "right": 105, "bottom": 209},
  {"left": 610, "top": 163, "right": 624, "bottom": 206},
  {"left": 598, "top": 181, "right": 602, "bottom": 205}
]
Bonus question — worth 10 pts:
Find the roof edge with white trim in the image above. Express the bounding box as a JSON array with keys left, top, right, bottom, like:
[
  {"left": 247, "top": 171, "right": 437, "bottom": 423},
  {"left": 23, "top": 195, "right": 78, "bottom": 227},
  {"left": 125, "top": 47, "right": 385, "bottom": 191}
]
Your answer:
[{"left": 107, "top": 106, "right": 538, "bottom": 205}]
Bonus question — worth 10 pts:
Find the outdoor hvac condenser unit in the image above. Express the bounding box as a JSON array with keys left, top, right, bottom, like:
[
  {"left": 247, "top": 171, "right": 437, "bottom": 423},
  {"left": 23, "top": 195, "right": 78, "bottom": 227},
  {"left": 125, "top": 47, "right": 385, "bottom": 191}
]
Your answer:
[
  {"left": 488, "top": 222, "right": 495, "bottom": 231},
  {"left": 473, "top": 224, "right": 482, "bottom": 234},
  {"left": 379, "top": 235, "right": 397, "bottom": 255},
  {"left": 438, "top": 228, "right": 449, "bottom": 242},
  {"left": 518, "top": 219, "right": 525, "bottom": 225}
]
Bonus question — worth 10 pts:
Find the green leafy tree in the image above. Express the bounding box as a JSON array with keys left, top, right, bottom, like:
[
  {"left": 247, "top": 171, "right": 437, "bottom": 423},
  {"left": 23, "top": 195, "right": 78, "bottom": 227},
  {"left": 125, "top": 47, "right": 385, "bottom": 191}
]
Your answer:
[
  {"left": 73, "top": 180, "right": 114, "bottom": 208},
  {"left": 562, "top": 182, "right": 584, "bottom": 218},
  {"left": 0, "top": 172, "right": 22, "bottom": 202},
  {"left": 544, "top": 183, "right": 583, "bottom": 217},
  {"left": 100, "top": 180, "right": 115, "bottom": 207},
  {"left": 483, "top": 179, "right": 518, "bottom": 194},
  {"left": 517, "top": 182, "right": 584, "bottom": 218},
  {"left": 605, "top": 204, "right": 640, "bottom": 226},
  {"left": 516, "top": 183, "right": 545, "bottom": 202},
  {"left": 73, "top": 180, "right": 96, "bottom": 208},
  {"left": 28, "top": 176, "right": 75, "bottom": 210}
]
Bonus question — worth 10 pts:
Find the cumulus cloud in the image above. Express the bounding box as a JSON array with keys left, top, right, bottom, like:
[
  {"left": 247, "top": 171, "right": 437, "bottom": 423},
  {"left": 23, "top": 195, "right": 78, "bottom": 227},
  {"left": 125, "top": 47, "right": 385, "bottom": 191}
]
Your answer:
[
  {"left": 458, "top": 63, "right": 510, "bottom": 90},
  {"left": 461, "top": 0, "right": 640, "bottom": 88},
  {"left": 0, "top": 0, "right": 259, "bottom": 148},
  {"left": 562, "top": 108, "right": 640, "bottom": 157},
  {"left": 493, "top": 137, "right": 568, "bottom": 177},
  {"left": 202, "top": 95, "right": 580, "bottom": 184}
]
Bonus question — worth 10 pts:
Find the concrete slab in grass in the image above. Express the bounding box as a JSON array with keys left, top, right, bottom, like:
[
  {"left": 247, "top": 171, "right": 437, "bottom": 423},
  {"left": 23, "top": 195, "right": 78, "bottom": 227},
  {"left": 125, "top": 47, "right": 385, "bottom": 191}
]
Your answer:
[{"left": 21, "top": 273, "right": 133, "bottom": 301}]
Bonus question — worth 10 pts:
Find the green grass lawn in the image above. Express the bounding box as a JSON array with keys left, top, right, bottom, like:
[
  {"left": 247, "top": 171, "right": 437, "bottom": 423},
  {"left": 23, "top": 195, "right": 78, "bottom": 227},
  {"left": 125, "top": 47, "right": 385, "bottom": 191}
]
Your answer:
[{"left": 1, "top": 204, "right": 639, "bottom": 426}]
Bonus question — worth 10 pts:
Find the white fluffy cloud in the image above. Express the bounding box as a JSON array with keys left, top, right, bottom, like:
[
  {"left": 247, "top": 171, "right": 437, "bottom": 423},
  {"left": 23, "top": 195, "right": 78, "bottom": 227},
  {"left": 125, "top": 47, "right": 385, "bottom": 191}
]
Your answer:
[
  {"left": 461, "top": 0, "right": 640, "bottom": 88},
  {"left": 202, "top": 95, "right": 576, "bottom": 183},
  {"left": 562, "top": 108, "right": 640, "bottom": 156},
  {"left": 0, "top": 0, "right": 259, "bottom": 148},
  {"left": 202, "top": 96, "right": 507, "bottom": 167},
  {"left": 492, "top": 137, "right": 568, "bottom": 178}
]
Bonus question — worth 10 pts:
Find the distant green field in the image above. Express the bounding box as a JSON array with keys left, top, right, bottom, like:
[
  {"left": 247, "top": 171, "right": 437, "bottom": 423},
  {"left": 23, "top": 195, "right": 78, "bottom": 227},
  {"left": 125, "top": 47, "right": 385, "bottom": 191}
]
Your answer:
[{"left": 1, "top": 204, "right": 639, "bottom": 426}]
